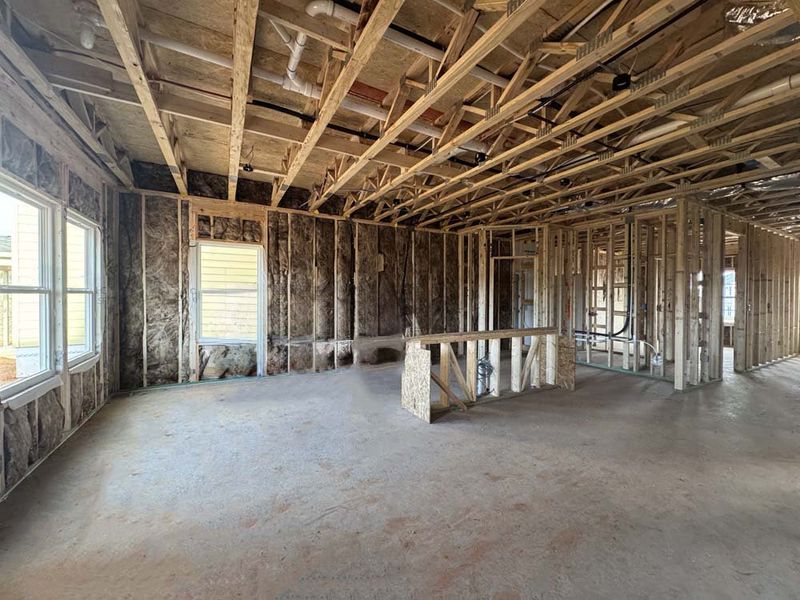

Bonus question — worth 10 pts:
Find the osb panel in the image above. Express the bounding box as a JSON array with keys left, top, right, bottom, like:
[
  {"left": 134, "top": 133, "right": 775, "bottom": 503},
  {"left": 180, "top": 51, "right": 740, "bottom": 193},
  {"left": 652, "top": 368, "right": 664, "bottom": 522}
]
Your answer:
[
  {"left": 289, "top": 214, "right": 314, "bottom": 338},
  {"left": 396, "top": 228, "right": 413, "bottom": 337},
  {"left": 356, "top": 223, "right": 378, "bottom": 337},
  {"left": 315, "top": 219, "right": 335, "bottom": 341},
  {"left": 413, "top": 231, "right": 430, "bottom": 335},
  {"left": 118, "top": 193, "right": 144, "bottom": 390},
  {"left": 429, "top": 233, "right": 444, "bottom": 335},
  {"left": 335, "top": 221, "right": 354, "bottom": 341},
  {"left": 378, "top": 226, "right": 399, "bottom": 336},
  {"left": 144, "top": 196, "right": 180, "bottom": 386},
  {"left": 401, "top": 343, "right": 431, "bottom": 423},
  {"left": 199, "top": 344, "right": 257, "bottom": 379},
  {"left": 445, "top": 234, "right": 459, "bottom": 333}
]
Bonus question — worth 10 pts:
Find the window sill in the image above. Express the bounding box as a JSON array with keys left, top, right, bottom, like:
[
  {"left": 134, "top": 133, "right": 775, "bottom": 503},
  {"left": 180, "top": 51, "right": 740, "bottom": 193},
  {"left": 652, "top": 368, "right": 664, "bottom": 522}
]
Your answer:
[
  {"left": 69, "top": 352, "right": 100, "bottom": 374},
  {"left": 2, "top": 374, "right": 63, "bottom": 410},
  {"left": 198, "top": 339, "right": 258, "bottom": 345}
]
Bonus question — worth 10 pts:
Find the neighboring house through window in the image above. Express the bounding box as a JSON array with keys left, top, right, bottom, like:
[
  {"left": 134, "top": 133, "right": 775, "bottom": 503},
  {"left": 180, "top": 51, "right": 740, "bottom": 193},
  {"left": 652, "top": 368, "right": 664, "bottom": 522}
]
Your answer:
[{"left": 0, "top": 188, "right": 53, "bottom": 396}]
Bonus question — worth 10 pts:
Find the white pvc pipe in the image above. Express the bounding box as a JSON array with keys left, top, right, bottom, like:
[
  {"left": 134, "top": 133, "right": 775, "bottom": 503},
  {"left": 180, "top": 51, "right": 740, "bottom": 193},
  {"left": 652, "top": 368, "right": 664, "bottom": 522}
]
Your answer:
[
  {"left": 305, "top": 0, "right": 509, "bottom": 88},
  {"left": 627, "top": 72, "right": 800, "bottom": 145},
  {"left": 136, "top": 29, "right": 488, "bottom": 153}
]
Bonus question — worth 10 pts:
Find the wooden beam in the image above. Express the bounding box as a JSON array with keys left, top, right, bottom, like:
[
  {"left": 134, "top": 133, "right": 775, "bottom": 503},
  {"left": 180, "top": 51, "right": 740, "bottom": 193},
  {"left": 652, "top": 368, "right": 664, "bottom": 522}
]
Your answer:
[
  {"left": 378, "top": 9, "right": 796, "bottom": 221},
  {"left": 97, "top": 0, "right": 188, "bottom": 194},
  {"left": 271, "top": 0, "right": 405, "bottom": 206},
  {"left": 312, "top": 0, "right": 548, "bottom": 211},
  {"left": 786, "top": 0, "right": 800, "bottom": 22},
  {"left": 359, "top": 0, "right": 704, "bottom": 212},
  {"left": 436, "top": 7, "right": 479, "bottom": 79},
  {"left": 0, "top": 27, "right": 133, "bottom": 185},
  {"left": 399, "top": 28, "right": 799, "bottom": 223},
  {"left": 227, "top": 0, "right": 260, "bottom": 200}
]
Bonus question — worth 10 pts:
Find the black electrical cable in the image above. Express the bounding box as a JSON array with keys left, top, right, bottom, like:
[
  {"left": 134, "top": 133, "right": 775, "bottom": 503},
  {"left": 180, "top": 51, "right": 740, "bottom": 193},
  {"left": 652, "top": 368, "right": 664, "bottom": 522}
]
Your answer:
[
  {"left": 526, "top": 0, "right": 710, "bottom": 121},
  {"left": 247, "top": 97, "right": 530, "bottom": 179},
  {"left": 575, "top": 220, "right": 633, "bottom": 339},
  {"left": 463, "top": 0, "right": 712, "bottom": 204}
]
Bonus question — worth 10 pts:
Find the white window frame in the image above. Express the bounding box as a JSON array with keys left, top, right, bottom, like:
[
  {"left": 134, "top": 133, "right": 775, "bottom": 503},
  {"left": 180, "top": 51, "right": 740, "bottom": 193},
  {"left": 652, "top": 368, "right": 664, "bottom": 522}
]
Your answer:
[
  {"left": 0, "top": 179, "right": 56, "bottom": 402},
  {"left": 66, "top": 210, "right": 102, "bottom": 368},
  {"left": 196, "top": 240, "right": 263, "bottom": 345}
]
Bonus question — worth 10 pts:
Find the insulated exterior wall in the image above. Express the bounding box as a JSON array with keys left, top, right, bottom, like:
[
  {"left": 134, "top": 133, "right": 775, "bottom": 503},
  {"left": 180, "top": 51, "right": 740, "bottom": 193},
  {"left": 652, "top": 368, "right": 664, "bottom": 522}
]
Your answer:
[
  {"left": 445, "top": 234, "right": 459, "bottom": 332},
  {"left": 118, "top": 193, "right": 144, "bottom": 390},
  {"left": 378, "top": 227, "right": 400, "bottom": 336},
  {"left": 413, "top": 232, "right": 430, "bottom": 335},
  {"left": 267, "top": 212, "right": 289, "bottom": 374},
  {"left": 144, "top": 196, "right": 181, "bottom": 386},
  {"left": 0, "top": 69, "right": 115, "bottom": 496},
  {"left": 356, "top": 223, "right": 378, "bottom": 338}
]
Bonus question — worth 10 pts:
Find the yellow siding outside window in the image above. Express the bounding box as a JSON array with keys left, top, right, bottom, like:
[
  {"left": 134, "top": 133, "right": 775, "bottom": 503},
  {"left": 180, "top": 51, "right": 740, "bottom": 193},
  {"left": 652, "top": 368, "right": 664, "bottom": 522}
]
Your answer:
[{"left": 199, "top": 244, "right": 259, "bottom": 341}]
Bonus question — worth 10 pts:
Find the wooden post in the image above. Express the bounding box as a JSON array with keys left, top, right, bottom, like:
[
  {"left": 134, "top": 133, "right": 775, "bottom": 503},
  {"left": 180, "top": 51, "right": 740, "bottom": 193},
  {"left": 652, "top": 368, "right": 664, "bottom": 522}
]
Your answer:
[
  {"left": 674, "top": 199, "right": 688, "bottom": 391},
  {"left": 458, "top": 234, "right": 464, "bottom": 354},
  {"left": 585, "top": 228, "right": 593, "bottom": 363},
  {"left": 439, "top": 342, "right": 450, "bottom": 406},
  {"left": 659, "top": 215, "right": 668, "bottom": 377},
  {"left": 466, "top": 339, "right": 477, "bottom": 400},
  {"left": 687, "top": 203, "right": 701, "bottom": 386},
  {"left": 489, "top": 337, "right": 500, "bottom": 397},
  {"left": 511, "top": 335, "right": 523, "bottom": 392},
  {"left": 708, "top": 212, "right": 723, "bottom": 380},
  {"left": 606, "top": 223, "right": 614, "bottom": 367},
  {"left": 624, "top": 220, "right": 634, "bottom": 371},
  {"left": 477, "top": 229, "right": 488, "bottom": 358},
  {"left": 545, "top": 333, "right": 557, "bottom": 385},
  {"left": 734, "top": 227, "right": 748, "bottom": 372}
]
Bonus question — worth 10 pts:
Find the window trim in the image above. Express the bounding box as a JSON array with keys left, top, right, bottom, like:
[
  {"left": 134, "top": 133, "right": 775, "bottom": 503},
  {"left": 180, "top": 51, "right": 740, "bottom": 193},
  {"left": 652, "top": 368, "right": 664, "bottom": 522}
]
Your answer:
[
  {"left": 0, "top": 179, "right": 56, "bottom": 402},
  {"left": 196, "top": 240, "right": 262, "bottom": 345},
  {"left": 65, "top": 210, "right": 102, "bottom": 368}
]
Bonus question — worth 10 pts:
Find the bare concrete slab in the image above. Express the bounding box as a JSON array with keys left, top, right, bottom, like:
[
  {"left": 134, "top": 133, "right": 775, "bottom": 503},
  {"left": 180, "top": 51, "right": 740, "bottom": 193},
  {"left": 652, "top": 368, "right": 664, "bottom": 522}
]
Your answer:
[{"left": 1, "top": 359, "right": 799, "bottom": 599}]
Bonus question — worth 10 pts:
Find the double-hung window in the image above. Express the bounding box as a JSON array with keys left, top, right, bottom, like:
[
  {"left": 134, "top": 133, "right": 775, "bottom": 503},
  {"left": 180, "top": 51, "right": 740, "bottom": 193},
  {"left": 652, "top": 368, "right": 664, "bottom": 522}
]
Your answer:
[
  {"left": 66, "top": 214, "right": 100, "bottom": 365},
  {"left": 0, "top": 187, "right": 53, "bottom": 397},
  {"left": 197, "top": 242, "right": 260, "bottom": 343}
]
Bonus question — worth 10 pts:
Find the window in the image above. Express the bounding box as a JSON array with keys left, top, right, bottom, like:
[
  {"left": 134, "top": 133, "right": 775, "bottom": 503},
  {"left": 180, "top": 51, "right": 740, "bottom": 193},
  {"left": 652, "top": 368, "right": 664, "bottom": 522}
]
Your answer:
[
  {"left": 0, "top": 189, "right": 53, "bottom": 394},
  {"left": 66, "top": 215, "right": 100, "bottom": 365},
  {"left": 722, "top": 269, "right": 735, "bottom": 325},
  {"left": 198, "top": 243, "right": 260, "bottom": 343}
]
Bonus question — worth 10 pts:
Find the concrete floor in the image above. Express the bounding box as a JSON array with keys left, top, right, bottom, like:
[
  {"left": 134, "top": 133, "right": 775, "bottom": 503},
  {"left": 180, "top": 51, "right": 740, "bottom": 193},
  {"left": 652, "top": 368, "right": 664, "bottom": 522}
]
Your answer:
[{"left": 1, "top": 356, "right": 799, "bottom": 599}]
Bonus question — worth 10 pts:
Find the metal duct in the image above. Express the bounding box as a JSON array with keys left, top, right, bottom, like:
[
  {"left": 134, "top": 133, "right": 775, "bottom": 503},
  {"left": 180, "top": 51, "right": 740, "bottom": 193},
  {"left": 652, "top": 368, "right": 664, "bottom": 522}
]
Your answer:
[
  {"left": 744, "top": 171, "right": 800, "bottom": 191},
  {"left": 725, "top": 1, "right": 800, "bottom": 44}
]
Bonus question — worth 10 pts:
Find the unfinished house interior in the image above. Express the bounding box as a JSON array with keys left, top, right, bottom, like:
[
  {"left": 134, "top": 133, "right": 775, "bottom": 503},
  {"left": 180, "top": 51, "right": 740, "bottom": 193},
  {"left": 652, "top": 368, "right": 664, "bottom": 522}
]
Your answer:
[{"left": 0, "top": 0, "right": 799, "bottom": 596}]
